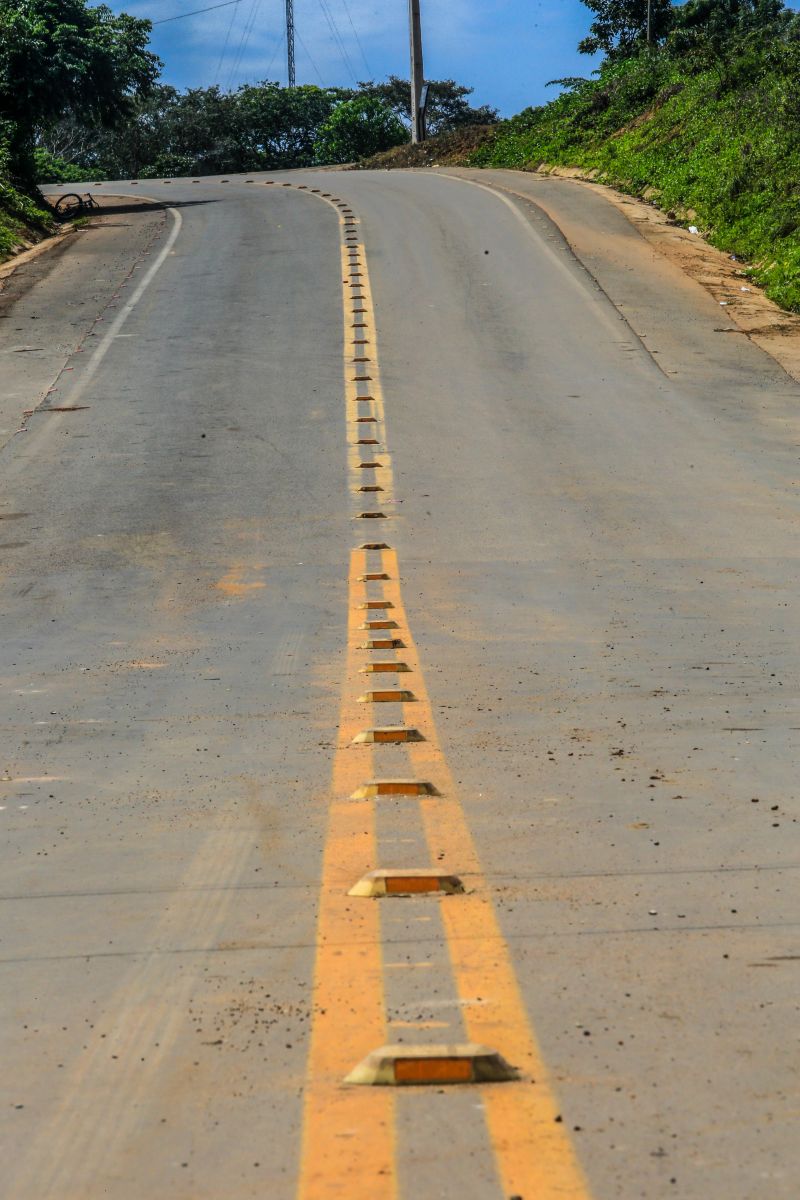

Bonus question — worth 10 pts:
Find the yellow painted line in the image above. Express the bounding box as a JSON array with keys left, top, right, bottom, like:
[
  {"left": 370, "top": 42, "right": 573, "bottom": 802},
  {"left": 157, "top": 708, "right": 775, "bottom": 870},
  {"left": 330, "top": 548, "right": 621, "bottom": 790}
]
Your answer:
[
  {"left": 379, "top": 554, "right": 590, "bottom": 1199},
  {"left": 297, "top": 551, "right": 395, "bottom": 1200},
  {"left": 282, "top": 181, "right": 589, "bottom": 1200},
  {"left": 338, "top": 242, "right": 395, "bottom": 504},
  {"left": 296, "top": 184, "right": 396, "bottom": 1199}
]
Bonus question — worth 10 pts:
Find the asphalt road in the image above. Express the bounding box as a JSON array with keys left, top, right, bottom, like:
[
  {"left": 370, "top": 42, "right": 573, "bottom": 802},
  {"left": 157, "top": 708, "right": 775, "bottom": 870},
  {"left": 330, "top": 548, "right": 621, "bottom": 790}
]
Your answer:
[{"left": 2, "top": 169, "right": 798, "bottom": 1199}]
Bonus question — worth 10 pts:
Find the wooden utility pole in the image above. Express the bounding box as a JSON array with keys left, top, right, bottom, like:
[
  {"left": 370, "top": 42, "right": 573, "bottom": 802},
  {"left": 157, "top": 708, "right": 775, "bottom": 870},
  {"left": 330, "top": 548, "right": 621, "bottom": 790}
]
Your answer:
[{"left": 408, "top": 0, "right": 425, "bottom": 143}]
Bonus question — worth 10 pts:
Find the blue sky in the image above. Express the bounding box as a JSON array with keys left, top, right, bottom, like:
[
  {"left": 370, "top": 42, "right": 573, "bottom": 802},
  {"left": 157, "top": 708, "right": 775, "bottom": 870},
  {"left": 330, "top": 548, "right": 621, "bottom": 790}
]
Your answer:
[
  {"left": 118, "top": 0, "right": 599, "bottom": 115},
  {"left": 121, "top": 0, "right": 800, "bottom": 117}
]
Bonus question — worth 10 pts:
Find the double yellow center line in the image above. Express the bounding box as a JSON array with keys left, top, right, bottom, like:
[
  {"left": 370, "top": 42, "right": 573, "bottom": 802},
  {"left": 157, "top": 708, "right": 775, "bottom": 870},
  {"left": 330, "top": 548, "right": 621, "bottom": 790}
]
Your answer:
[{"left": 271, "top": 181, "right": 590, "bottom": 1200}]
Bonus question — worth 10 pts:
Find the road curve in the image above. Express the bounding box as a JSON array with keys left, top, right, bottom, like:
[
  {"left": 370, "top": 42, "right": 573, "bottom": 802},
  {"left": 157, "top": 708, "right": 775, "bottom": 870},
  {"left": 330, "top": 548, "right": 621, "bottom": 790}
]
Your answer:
[{"left": 2, "top": 168, "right": 798, "bottom": 1199}]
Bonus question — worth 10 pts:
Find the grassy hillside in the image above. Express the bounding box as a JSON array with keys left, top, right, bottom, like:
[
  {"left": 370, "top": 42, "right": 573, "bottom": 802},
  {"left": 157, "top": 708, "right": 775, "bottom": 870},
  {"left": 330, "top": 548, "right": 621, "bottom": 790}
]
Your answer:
[
  {"left": 0, "top": 139, "right": 54, "bottom": 262},
  {"left": 351, "top": 125, "right": 497, "bottom": 169},
  {"left": 470, "top": 33, "right": 800, "bottom": 310},
  {"left": 0, "top": 181, "right": 53, "bottom": 261}
]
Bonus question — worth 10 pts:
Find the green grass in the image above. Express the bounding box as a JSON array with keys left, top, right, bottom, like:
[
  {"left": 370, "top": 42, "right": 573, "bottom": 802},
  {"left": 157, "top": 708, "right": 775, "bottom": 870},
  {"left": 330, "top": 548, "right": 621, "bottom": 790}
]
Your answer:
[
  {"left": 0, "top": 180, "right": 53, "bottom": 259},
  {"left": 470, "top": 38, "right": 800, "bottom": 311}
]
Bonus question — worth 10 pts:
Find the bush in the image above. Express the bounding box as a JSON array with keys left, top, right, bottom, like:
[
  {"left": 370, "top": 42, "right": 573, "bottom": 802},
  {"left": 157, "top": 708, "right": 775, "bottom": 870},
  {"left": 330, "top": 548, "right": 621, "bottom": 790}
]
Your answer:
[
  {"left": 314, "top": 96, "right": 406, "bottom": 164},
  {"left": 0, "top": 129, "right": 53, "bottom": 257},
  {"left": 33, "top": 147, "right": 94, "bottom": 183},
  {"left": 470, "top": 26, "right": 800, "bottom": 311}
]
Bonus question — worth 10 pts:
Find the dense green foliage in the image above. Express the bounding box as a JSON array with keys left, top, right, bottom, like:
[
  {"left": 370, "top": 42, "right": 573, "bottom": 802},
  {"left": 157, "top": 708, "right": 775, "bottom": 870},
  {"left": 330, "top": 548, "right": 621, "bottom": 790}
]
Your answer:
[
  {"left": 0, "top": 0, "right": 159, "bottom": 183},
  {"left": 473, "top": 0, "right": 800, "bottom": 310},
  {"left": 356, "top": 75, "right": 498, "bottom": 135},
  {"left": 35, "top": 77, "right": 494, "bottom": 179},
  {"left": 0, "top": 0, "right": 492, "bottom": 256},
  {"left": 0, "top": 132, "right": 52, "bottom": 253},
  {"left": 579, "top": 0, "right": 673, "bottom": 57},
  {"left": 314, "top": 96, "right": 406, "bottom": 164}
]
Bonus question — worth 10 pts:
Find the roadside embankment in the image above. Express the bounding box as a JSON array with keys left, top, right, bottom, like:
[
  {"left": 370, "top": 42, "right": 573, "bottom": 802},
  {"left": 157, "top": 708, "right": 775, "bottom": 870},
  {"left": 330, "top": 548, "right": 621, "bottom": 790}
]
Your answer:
[
  {"left": 359, "top": 32, "right": 800, "bottom": 315},
  {"left": 0, "top": 177, "right": 54, "bottom": 263},
  {"left": 350, "top": 125, "right": 496, "bottom": 170},
  {"left": 0, "top": 192, "right": 167, "bottom": 451}
]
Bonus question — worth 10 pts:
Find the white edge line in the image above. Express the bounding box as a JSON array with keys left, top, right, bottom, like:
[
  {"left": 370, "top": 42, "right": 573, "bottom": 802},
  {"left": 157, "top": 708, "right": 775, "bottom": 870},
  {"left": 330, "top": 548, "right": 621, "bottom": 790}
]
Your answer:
[
  {"left": 57, "top": 206, "right": 183, "bottom": 407},
  {"left": 432, "top": 170, "right": 630, "bottom": 339}
]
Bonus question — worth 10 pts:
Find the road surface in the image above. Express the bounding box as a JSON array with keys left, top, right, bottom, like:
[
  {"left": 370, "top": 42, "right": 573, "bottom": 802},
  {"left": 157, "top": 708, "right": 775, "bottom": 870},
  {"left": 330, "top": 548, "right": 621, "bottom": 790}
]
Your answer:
[{"left": 2, "top": 169, "right": 798, "bottom": 1199}]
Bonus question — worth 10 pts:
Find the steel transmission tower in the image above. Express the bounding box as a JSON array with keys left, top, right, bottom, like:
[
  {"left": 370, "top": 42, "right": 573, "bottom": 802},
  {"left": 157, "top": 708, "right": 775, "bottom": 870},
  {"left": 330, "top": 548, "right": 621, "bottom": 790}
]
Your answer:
[{"left": 285, "top": 0, "right": 296, "bottom": 86}]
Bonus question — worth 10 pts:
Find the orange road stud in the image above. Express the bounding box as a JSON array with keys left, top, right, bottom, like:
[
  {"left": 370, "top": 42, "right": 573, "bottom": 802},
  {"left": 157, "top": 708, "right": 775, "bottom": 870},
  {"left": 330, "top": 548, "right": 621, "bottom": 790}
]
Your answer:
[
  {"left": 360, "top": 661, "right": 411, "bottom": 673},
  {"left": 360, "top": 638, "right": 405, "bottom": 649},
  {"left": 359, "top": 619, "right": 399, "bottom": 630},
  {"left": 358, "top": 572, "right": 390, "bottom": 581},
  {"left": 358, "top": 539, "right": 389, "bottom": 548},
  {"left": 348, "top": 869, "right": 463, "bottom": 896},
  {"left": 358, "top": 689, "right": 415, "bottom": 702},
  {"left": 350, "top": 779, "right": 438, "bottom": 798},
  {"left": 359, "top": 600, "right": 393, "bottom": 609},
  {"left": 351, "top": 727, "right": 423, "bottom": 744},
  {"left": 345, "top": 1044, "right": 518, "bottom": 1085}
]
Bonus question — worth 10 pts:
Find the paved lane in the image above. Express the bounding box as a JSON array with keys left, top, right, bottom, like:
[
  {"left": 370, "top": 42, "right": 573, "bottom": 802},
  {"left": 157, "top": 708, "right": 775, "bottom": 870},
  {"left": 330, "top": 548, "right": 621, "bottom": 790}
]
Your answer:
[{"left": 2, "top": 170, "right": 797, "bottom": 1198}]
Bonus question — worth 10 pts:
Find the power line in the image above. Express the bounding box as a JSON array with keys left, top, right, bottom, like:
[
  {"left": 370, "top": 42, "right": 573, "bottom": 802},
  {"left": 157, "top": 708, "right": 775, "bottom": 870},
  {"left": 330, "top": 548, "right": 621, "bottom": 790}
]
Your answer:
[
  {"left": 152, "top": 0, "right": 241, "bottom": 24},
  {"left": 214, "top": 0, "right": 241, "bottom": 83},
  {"left": 225, "top": 0, "right": 262, "bottom": 88},
  {"left": 296, "top": 29, "right": 325, "bottom": 85},
  {"left": 321, "top": 0, "right": 358, "bottom": 80},
  {"left": 262, "top": 28, "right": 286, "bottom": 82},
  {"left": 338, "top": 0, "right": 372, "bottom": 76},
  {"left": 316, "top": 0, "right": 358, "bottom": 82}
]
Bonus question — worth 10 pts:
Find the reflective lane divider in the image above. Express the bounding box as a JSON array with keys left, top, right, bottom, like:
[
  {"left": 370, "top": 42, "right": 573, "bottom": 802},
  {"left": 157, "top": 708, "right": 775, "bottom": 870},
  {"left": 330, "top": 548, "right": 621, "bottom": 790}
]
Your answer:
[
  {"left": 348, "top": 868, "right": 464, "bottom": 897},
  {"left": 345, "top": 1044, "right": 518, "bottom": 1086},
  {"left": 295, "top": 548, "right": 396, "bottom": 1200},
  {"left": 351, "top": 727, "right": 423, "bottom": 744},
  {"left": 379, "top": 550, "right": 592, "bottom": 1199},
  {"left": 350, "top": 779, "right": 439, "bottom": 799},
  {"left": 270, "top": 182, "right": 592, "bottom": 1200}
]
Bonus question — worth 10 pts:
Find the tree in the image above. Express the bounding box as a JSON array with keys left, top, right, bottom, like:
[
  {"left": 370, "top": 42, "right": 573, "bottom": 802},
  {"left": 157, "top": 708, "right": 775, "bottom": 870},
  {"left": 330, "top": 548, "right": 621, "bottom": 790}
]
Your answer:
[
  {"left": 234, "top": 83, "right": 347, "bottom": 170},
  {"left": 355, "top": 76, "right": 499, "bottom": 135},
  {"left": 0, "top": 0, "right": 159, "bottom": 182},
  {"left": 314, "top": 96, "right": 406, "bottom": 164},
  {"left": 671, "top": 0, "right": 788, "bottom": 46},
  {"left": 578, "top": 0, "right": 674, "bottom": 58}
]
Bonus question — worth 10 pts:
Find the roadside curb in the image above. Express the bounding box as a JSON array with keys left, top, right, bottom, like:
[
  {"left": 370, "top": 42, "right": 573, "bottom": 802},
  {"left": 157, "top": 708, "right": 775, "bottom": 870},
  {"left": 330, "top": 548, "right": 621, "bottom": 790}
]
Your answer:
[
  {"left": 438, "top": 165, "right": 800, "bottom": 387},
  {"left": 0, "top": 226, "right": 74, "bottom": 282}
]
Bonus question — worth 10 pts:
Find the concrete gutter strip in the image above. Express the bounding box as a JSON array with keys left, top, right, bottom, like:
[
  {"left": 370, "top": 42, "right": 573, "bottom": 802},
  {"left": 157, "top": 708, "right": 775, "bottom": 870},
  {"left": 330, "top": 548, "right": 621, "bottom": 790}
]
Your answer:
[{"left": 0, "top": 226, "right": 74, "bottom": 281}]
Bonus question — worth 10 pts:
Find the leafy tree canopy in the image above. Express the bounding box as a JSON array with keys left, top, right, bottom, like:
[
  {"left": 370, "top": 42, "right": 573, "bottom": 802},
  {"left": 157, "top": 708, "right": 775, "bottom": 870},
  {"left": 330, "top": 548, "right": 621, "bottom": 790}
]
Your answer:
[
  {"left": 314, "top": 96, "right": 406, "bottom": 164},
  {"left": 579, "top": 0, "right": 674, "bottom": 57},
  {"left": 579, "top": 0, "right": 791, "bottom": 60},
  {"left": 0, "top": 0, "right": 159, "bottom": 181},
  {"left": 355, "top": 76, "right": 499, "bottom": 134}
]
